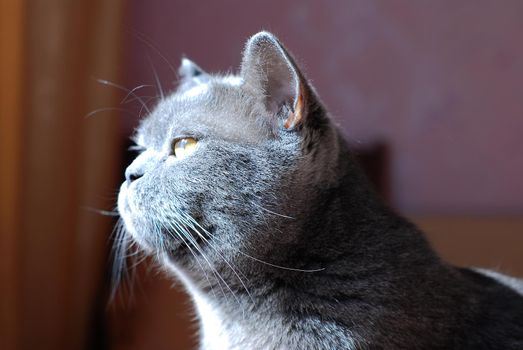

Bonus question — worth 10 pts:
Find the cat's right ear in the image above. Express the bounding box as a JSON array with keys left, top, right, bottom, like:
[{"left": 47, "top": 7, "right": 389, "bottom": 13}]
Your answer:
[{"left": 240, "top": 32, "right": 315, "bottom": 130}]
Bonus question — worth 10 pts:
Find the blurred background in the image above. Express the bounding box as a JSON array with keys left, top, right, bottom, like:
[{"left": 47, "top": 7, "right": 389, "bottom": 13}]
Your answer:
[{"left": 1, "top": 1, "right": 522, "bottom": 349}]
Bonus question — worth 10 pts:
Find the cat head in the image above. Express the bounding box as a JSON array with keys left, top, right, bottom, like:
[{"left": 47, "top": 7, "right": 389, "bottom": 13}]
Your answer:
[{"left": 117, "top": 32, "right": 340, "bottom": 284}]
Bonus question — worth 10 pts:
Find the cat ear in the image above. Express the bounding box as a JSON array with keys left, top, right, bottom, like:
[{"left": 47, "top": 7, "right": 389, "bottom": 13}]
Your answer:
[
  {"left": 178, "top": 57, "right": 209, "bottom": 83},
  {"left": 241, "top": 32, "right": 309, "bottom": 129}
]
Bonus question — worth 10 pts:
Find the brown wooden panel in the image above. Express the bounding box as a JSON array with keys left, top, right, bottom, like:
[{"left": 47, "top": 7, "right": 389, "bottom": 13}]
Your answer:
[
  {"left": 12, "top": 1, "right": 124, "bottom": 349},
  {"left": 414, "top": 217, "right": 523, "bottom": 277},
  {"left": 0, "top": 0, "right": 25, "bottom": 349}
]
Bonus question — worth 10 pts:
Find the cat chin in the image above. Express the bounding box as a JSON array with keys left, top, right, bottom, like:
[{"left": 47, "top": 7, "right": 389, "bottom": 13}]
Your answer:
[
  {"left": 118, "top": 182, "right": 202, "bottom": 258},
  {"left": 117, "top": 182, "right": 213, "bottom": 267},
  {"left": 117, "top": 183, "right": 134, "bottom": 231},
  {"left": 117, "top": 182, "right": 155, "bottom": 253}
]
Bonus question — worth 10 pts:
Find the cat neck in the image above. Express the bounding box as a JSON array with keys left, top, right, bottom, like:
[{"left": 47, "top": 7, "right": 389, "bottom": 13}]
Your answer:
[{"left": 164, "top": 138, "right": 440, "bottom": 349}]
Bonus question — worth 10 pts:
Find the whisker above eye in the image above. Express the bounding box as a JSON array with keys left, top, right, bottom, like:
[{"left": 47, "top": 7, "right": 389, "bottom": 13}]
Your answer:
[
  {"left": 126, "top": 28, "right": 178, "bottom": 80},
  {"left": 147, "top": 54, "right": 165, "bottom": 101},
  {"left": 84, "top": 107, "right": 136, "bottom": 119},
  {"left": 93, "top": 77, "right": 151, "bottom": 115},
  {"left": 120, "top": 84, "right": 153, "bottom": 104}
]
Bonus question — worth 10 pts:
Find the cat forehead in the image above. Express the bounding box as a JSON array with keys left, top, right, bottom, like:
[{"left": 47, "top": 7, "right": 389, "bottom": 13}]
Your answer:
[{"left": 137, "top": 75, "right": 270, "bottom": 146}]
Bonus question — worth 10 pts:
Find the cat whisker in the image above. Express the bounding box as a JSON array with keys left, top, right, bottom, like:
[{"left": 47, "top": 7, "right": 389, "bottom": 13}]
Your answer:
[
  {"left": 175, "top": 219, "right": 247, "bottom": 308},
  {"left": 251, "top": 202, "right": 295, "bottom": 219},
  {"left": 237, "top": 251, "right": 325, "bottom": 273},
  {"left": 122, "top": 95, "right": 157, "bottom": 105},
  {"left": 147, "top": 55, "right": 165, "bottom": 101},
  {"left": 166, "top": 222, "right": 219, "bottom": 301},
  {"left": 138, "top": 96, "right": 156, "bottom": 119},
  {"left": 120, "top": 84, "right": 153, "bottom": 104},
  {"left": 186, "top": 214, "right": 325, "bottom": 273},
  {"left": 110, "top": 219, "right": 132, "bottom": 303},
  {"left": 179, "top": 213, "right": 254, "bottom": 309},
  {"left": 123, "top": 247, "right": 147, "bottom": 305},
  {"left": 84, "top": 107, "right": 135, "bottom": 119},
  {"left": 127, "top": 29, "right": 178, "bottom": 80},
  {"left": 93, "top": 77, "right": 151, "bottom": 115},
  {"left": 167, "top": 220, "right": 241, "bottom": 309},
  {"left": 126, "top": 248, "right": 148, "bottom": 264},
  {"left": 174, "top": 229, "right": 239, "bottom": 309},
  {"left": 81, "top": 206, "right": 120, "bottom": 217},
  {"left": 152, "top": 220, "right": 169, "bottom": 263}
]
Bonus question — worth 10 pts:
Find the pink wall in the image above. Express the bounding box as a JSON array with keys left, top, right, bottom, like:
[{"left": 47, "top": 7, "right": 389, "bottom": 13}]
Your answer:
[{"left": 124, "top": 0, "right": 523, "bottom": 215}]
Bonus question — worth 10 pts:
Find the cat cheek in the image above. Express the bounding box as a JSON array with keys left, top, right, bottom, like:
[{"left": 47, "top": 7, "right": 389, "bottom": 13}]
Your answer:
[{"left": 118, "top": 181, "right": 142, "bottom": 220}]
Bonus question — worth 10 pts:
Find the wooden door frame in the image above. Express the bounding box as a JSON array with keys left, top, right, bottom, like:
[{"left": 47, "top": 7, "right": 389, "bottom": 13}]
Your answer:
[{"left": 0, "top": 0, "right": 25, "bottom": 349}]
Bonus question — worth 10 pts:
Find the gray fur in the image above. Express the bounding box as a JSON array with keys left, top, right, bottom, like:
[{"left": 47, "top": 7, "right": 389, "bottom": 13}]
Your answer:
[{"left": 117, "top": 32, "right": 523, "bottom": 349}]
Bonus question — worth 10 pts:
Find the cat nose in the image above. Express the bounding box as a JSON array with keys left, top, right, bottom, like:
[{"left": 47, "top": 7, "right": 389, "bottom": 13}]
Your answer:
[
  {"left": 125, "top": 149, "right": 158, "bottom": 185},
  {"left": 125, "top": 167, "right": 144, "bottom": 185}
]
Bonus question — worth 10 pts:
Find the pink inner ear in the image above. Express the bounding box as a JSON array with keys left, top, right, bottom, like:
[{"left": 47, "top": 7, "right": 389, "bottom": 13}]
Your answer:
[{"left": 284, "top": 87, "right": 305, "bottom": 129}]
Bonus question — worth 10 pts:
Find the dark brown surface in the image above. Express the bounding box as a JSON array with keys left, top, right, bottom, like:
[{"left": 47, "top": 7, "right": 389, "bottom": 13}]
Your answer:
[
  {"left": 1, "top": 1, "right": 124, "bottom": 349},
  {"left": 0, "top": 1, "right": 25, "bottom": 349},
  {"left": 108, "top": 265, "right": 197, "bottom": 350}
]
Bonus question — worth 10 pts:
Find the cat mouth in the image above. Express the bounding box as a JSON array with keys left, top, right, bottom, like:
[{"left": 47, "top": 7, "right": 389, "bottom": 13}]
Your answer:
[{"left": 119, "top": 184, "right": 210, "bottom": 259}]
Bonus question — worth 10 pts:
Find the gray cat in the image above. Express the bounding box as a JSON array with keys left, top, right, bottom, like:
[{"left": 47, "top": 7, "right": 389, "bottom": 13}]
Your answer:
[{"left": 116, "top": 32, "right": 523, "bottom": 349}]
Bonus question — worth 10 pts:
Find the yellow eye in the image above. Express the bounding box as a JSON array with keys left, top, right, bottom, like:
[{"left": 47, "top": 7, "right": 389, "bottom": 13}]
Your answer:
[{"left": 173, "top": 137, "right": 198, "bottom": 159}]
